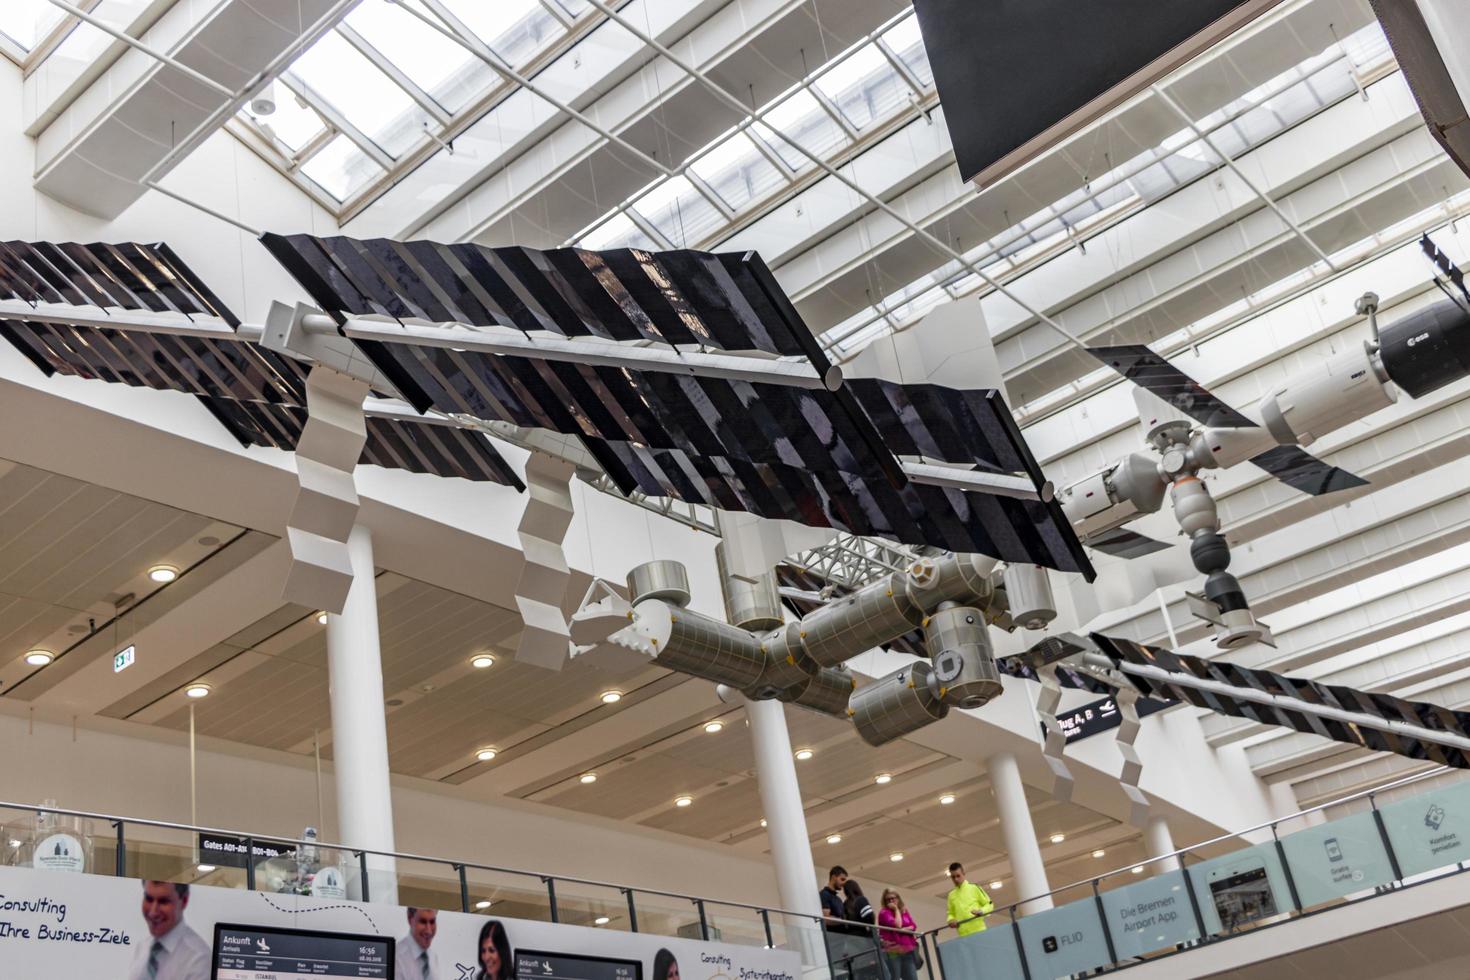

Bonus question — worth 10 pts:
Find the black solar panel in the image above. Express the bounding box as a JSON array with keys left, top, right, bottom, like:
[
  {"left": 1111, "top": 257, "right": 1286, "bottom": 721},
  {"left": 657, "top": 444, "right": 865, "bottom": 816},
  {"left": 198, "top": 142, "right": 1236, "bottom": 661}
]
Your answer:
[
  {"left": 1089, "top": 345, "right": 1256, "bottom": 428},
  {"left": 0, "top": 241, "right": 237, "bottom": 323},
  {"left": 1091, "top": 632, "right": 1470, "bottom": 769},
  {"left": 201, "top": 399, "right": 524, "bottom": 488},
  {"left": 1248, "top": 444, "right": 1368, "bottom": 495},
  {"left": 1086, "top": 526, "right": 1172, "bottom": 558}
]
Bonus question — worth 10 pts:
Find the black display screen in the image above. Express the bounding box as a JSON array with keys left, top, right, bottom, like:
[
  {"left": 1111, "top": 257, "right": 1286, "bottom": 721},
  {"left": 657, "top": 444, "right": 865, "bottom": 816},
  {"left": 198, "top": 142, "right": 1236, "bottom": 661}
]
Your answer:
[
  {"left": 515, "top": 949, "right": 641, "bottom": 980},
  {"left": 213, "top": 923, "right": 393, "bottom": 979}
]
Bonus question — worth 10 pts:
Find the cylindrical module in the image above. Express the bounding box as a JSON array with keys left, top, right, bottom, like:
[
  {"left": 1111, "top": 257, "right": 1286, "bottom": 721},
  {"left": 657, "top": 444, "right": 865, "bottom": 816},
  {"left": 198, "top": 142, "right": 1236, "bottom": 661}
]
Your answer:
[
  {"left": 1001, "top": 564, "right": 1056, "bottom": 630},
  {"left": 632, "top": 599, "right": 767, "bottom": 689},
  {"left": 716, "top": 543, "right": 784, "bottom": 631},
  {"left": 925, "top": 604, "right": 1003, "bottom": 709},
  {"left": 777, "top": 667, "right": 855, "bottom": 718},
  {"left": 744, "top": 623, "right": 819, "bottom": 698},
  {"left": 796, "top": 570, "right": 925, "bottom": 667},
  {"left": 1376, "top": 298, "right": 1470, "bottom": 398},
  {"left": 627, "top": 560, "right": 692, "bottom": 607},
  {"left": 850, "top": 661, "right": 949, "bottom": 746}
]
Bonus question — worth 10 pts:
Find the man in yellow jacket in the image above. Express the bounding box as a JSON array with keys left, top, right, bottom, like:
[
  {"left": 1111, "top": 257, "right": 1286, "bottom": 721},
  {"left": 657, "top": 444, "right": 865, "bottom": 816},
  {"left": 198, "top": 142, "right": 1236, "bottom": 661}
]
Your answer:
[{"left": 945, "top": 863, "right": 994, "bottom": 938}]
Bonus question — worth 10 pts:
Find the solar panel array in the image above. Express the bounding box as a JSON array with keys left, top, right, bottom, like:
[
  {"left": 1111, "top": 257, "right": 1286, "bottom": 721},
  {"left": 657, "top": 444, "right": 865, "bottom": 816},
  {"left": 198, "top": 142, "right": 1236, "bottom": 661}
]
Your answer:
[
  {"left": 1088, "top": 345, "right": 1256, "bottom": 428},
  {"left": 0, "top": 240, "right": 521, "bottom": 488},
  {"left": 265, "top": 233, "right": 1092, "bottom": 576},
  {"left": 1092, "top": 632, "right": 1470, "bottom": 769}
]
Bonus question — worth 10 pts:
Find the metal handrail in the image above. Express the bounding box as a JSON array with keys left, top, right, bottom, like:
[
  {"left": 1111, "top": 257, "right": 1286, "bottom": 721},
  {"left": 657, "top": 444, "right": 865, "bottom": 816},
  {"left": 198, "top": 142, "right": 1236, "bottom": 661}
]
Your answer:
[
  {"left": 929, "top": 764, "right": 1452, "bottom": 936},
  {"left": 0, "top": 798, "right": 921, "bottom": 941}
]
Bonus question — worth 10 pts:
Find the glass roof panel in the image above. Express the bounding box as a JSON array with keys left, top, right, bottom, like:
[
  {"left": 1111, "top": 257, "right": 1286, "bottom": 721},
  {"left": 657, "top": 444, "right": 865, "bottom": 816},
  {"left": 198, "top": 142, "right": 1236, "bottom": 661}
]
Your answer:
[
  {"left": 0, "top": 1, "right": 65, "bottom": 51},
  {"left": 880, "top": 13, "right": 934, "bottom": 89},
  {"left": 578, "top": 212, "right": 659, "bottom": 250},
  {"left": 814, "top": 43, "right": 912, "bottom": 131},
  {"left": 552, "top": 0, "right": 590, "bottom": 15},
  {"left": 301, "top": 134, "right": 386, "bottom": 201},
  {"left": 689, "top": 132, "right": 786, "bottom": 212},
  {"left": 243, "top": 90, "right": 326, "bottom": 154},
  {"left": 345, "top": 0, "right": 497, "bottom": 114},
  {"left": 289, "top": 31, "right": 433, "bottom": 158},
  {"left": 753, "top": 90, "right": 850, "bottom": 170},
  {"left": 632, "top": 176, "right": 724, "bottom": 247},
  {"left": 439, "top": 0, "right": 564, "bottom": 65}
]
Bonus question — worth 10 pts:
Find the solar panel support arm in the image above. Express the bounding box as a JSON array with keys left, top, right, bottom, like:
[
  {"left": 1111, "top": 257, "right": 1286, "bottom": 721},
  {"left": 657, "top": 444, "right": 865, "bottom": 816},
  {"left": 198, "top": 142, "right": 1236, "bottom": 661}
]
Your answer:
[
  {"left": 327, "top": 316, "right": 844, "bottom": 392},
  {"left": 900, "top": 460, "right": 1053, "bottom": 502}
]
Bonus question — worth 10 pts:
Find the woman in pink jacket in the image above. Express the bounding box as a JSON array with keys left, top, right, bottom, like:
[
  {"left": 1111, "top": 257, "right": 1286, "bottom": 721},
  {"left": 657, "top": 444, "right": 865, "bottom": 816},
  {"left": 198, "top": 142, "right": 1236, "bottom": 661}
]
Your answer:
[{"left": 877, "top": 888, "right": 920, "bottom": 980}]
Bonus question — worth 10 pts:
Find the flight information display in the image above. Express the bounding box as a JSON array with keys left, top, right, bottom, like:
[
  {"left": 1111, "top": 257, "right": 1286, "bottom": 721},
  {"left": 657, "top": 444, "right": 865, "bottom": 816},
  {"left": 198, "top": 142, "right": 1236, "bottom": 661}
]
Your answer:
[
  {"left": 515, "top": 949, "right": 641, "bottom": 980},
  {"left": 212, "top": 923, "right": 393, "bottom": 979}
]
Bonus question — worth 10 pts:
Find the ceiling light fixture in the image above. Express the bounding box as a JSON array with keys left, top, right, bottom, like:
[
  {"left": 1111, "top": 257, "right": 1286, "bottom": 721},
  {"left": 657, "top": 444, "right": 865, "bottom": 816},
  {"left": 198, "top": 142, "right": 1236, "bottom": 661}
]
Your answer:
[
  {"left": 470, "top": 654, "right": 495, "bottom": 669},
  {"left": 989, "top": 881, "right": 1003, "bottom": 890},
  {"left": 826, "top": 834, "right": 842, "bottom": 845},
  {"left": 579, "top": 773, "right": 598, "bottom": 784},
  {"left": 889, "top": 852, "right": 904, "bottom": 863},
  {"left": 1131, "top": 866, "right": 1145, "bottom": 875},
  {"left": 874, "top": 773, "right": 893, "bottom": 785},
  {"left": 148, "top": 565, "right": 179, "bottom": 584},
  {"left": 938, "top": 794, "right": 956, "bottom": 806},
  {"left": 600, "top": 690, "right": 622, "bottom": 704},
  {"left": 594, "top": 916, "right": 611, "bottom": 926},
  {"left": 759, "top": 819, "right": 767, "bottom": 828},
  {"left": 794, "top": 748, "right": 814, "bottom": 761},
  {"left": 703, "top": 721, "right": 724, "bottom": 734},
  {"left": 1049, "top": 834, "right": 1065, "bottom": 844},
  {"left": 1092, "top": 849, "right": 1106, "bottom": 859},
  {"left": 475, "top": 748, "right": 498, "bottom": 762},
  {"left": 674, "top": 796, "right": 693, "bottom": 808},
  {"left": 24, "top": 650, "right": 53, "bottom": 667},
  {"left": 184, "top": 684, "right": 211, "bottom": 699},
  {"left": 196, "top": 864, "right": 216, "bottom": 873},
  {"left": 316, "top": 611, "right": 329, "bottom": 625},
  {"left": 475, "top": 900, "right": 493, "bottom": 910}
]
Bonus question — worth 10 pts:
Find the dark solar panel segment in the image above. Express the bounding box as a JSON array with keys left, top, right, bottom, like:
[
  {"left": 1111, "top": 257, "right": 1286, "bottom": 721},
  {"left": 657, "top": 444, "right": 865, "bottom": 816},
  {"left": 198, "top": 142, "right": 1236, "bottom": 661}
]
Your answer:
[
  {"left": 1088, "top": 345, "right": 1256, "bottom": 428},
  {"left": 0, "top": 241, "right": 238, "bottom": 324},
  {"left": 1248, "top": 444, "right": 1368, "bottom": 495}
]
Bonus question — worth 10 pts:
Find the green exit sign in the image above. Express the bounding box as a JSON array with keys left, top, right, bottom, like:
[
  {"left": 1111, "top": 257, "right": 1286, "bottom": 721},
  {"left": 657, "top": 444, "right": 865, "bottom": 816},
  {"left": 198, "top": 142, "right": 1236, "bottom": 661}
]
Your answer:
[{"left": 113, "top": 645, "right": 135, "bottom": 673}]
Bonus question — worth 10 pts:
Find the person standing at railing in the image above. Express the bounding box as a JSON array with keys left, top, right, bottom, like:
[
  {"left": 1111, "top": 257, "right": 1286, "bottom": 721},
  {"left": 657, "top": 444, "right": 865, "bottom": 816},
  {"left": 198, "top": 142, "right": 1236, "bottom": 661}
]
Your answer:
[
  {"left": 945, "top": 863, "right": 994, "bottom": 938},
  {"left": 878, "top": 889, "right": 920, "bottom": 980}
]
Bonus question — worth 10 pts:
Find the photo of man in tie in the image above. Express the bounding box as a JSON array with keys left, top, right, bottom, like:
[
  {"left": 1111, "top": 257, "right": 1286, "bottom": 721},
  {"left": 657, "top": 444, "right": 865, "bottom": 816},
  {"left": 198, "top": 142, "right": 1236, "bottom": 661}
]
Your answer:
[
  {"left": 129, "top": 881, "right": 210, "bottom": 980},
  {"left": 395, "top": 907, "right": 440, "bottom": 980}
]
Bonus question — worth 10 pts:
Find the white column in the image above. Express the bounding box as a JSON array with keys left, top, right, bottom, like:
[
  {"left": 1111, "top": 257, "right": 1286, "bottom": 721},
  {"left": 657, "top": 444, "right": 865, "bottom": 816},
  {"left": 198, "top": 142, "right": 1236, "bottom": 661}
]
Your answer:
[
  {"left": 1145, "top": 814, "right": 1182, "bottom": 873},
  {"left": 745, "top": 696, "right": 825, "bottom": 962},
  {"left": 988, "top": 751, "right": 1053, "bottom": 915},
  {"left": 326, "top": 523, "right": 398, "bottom": 903}
]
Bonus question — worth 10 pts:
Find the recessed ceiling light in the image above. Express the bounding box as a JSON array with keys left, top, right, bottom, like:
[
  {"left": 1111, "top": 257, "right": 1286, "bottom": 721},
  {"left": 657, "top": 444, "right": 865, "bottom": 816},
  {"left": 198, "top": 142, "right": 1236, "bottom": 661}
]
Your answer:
[
  {"left": 889, "top": 852, "right": 904, "bottom": 862},
  {"left": 674, "top": 796, "right": 693, "bottom": 808},
  {"left": 989, "top": 881, "right": 1003, "bottom": 890},
  {"left": 316, "top": 611, "right": 329, "bottom": 625},
  {"left": 600, "top": 690, "right": 623, "bottom": 704},
  {"left": 594, "top": 916, "right": 610, "bottom": 926},
  {"left": 579, "top": 772, "right": 598, "bottom": 784},
  {"left": 196, "top": 863, "right": 216, "bottom": 873},
  {"left": 470, "top": 654, "right": 495, "bottom": 669},
  {"left": 703, "top": 721, "right": 724, "bottom": 734},
  {"left": 7, "top": 840, "right": 20, "bottom": 848},
  {"left": 759, "top": 819, "right": 767, "bottom": 828},
  {"left": 1130, "top": 866, "right": 1144, "bottom": 875},
  {"left": 1049, "top": 834, "right": 1065, "bottom": 844},
  {"left": 24, "top": 650, "right": 53, "bottom": 667},
  {"left": 874, "top": 773, "right": 893, "bottom": 785},
  {"left": 826, "top": 834, "right": 843, "bottom": 845},
  {"left": 184, "top": 684, "right": 211, "bottom": 699},
  {"left": 475, "top": 748, "right": 498, "bottom": 762},
  {"left": 475, "top": 900, "right": 493, "bottom": 910},
  {"left": 148, "top": 565, "right": 179, "bottom": 583},
  {"left": 1092, "top": 849, "right": 1106, "bottom": 859},
  {"left": 938, "top": 794, "right": 956, "bottom": 805},
  {"left": 794, "top": 748, "right": 814, "bottom": 761}
]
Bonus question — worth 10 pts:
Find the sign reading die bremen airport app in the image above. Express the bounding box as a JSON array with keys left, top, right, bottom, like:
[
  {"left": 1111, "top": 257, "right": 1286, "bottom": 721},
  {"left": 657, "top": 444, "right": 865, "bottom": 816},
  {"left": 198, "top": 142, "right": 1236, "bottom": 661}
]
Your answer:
[{"left": 0, "top": 862, "right": 801, "bottom": 980}]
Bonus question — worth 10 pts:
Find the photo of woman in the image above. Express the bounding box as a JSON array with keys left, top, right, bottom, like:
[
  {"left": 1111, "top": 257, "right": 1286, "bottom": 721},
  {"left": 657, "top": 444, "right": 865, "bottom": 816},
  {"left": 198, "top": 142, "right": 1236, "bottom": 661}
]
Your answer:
[
  {"left": 652, "top": 948, "right": 680, "bottom": 980},
  {"left": 474, "top": 919, "right": 514, "bottom": 980}
]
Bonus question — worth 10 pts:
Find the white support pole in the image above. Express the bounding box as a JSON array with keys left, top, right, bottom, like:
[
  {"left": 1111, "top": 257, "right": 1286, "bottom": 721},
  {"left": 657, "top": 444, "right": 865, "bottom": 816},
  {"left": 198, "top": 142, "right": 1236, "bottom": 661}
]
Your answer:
[
  {"left": 744, "top": 696, "right": 825, "bottom": 962},
  {"left": 988, "top": 751, "right": 1054, "bottom": 916},
  {"left": 1145, "top": 814, "right": 1182, "bottom": 873},
  {"left": 325, "top": 524, "right": 398, "bottom": 903}
]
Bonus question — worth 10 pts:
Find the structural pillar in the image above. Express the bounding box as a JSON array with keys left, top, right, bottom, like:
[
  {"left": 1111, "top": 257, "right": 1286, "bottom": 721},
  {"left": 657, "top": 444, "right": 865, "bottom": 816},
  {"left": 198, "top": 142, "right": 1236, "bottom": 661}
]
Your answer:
[
  {"left": 1145, "top": 814, "right": 1182, "bottom": 873},
  {"left": 988, "top": 751, "right": 1054, "bottom": 915},
  {"left": 325, "top": 523, "right": 398, "bottom": 902},
  {"left": 744, "top": 695, "right": 824, "bottom": 962}
]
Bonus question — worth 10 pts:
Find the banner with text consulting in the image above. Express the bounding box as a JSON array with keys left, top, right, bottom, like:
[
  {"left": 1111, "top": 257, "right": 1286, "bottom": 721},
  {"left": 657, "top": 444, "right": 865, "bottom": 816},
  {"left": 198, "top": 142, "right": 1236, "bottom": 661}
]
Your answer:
[{"left": 0, "top": 864, "right": 800, "bottom": 980}]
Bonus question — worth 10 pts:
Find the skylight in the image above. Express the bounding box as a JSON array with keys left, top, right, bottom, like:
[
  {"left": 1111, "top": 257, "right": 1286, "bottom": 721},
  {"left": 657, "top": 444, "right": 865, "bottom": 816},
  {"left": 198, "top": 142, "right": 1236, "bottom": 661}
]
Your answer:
[{"left": 0, "top": 0, "right": 65, "bottom": 52}]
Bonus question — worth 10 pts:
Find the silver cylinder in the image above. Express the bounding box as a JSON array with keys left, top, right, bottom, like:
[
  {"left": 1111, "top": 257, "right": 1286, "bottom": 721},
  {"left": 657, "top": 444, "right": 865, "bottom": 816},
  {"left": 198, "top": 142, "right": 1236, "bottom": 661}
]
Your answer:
[
  {"left": 925, "top": 604, "right": 1003, "bottom": 708},
  {"left": 777, "top": 667, "right": 855, "bottom": 718},
  {"left": 716, "top": 543, "right": 783, "bottom": 631},
  {"left": 628, "top": 560, "right": 691, "bottom": 607},
  {"left": 797, "top": 570, "right": 925, "bottom": 667},
  {"left": 632, "top": 599, "right": 766, "bottom": 688},
  {"left": 1001, "top": 564, "right": 1056, "bottom": 630},
  {"left": 744, "top": 623, "right": 819, "bottom": 698},
  {"left": 1169, "top": 477, "right": 1218, "bottom": 538},
  {"left": 850, "top": 661, "right": 949, "bottom": 746}
]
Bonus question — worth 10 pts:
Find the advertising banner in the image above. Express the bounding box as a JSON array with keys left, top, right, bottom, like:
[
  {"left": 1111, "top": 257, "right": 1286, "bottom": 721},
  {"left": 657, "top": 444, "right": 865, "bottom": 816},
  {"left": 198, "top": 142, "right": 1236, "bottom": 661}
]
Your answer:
[{"left": 0, "top": 864, "right": 801, "bottom": 980}]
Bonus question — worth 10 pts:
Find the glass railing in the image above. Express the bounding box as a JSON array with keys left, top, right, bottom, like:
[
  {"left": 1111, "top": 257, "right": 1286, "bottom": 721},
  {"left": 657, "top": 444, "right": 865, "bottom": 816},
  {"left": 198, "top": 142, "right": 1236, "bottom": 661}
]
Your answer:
[{"left": 923, "top": 768, "right": 1470, "bottom": 979}]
